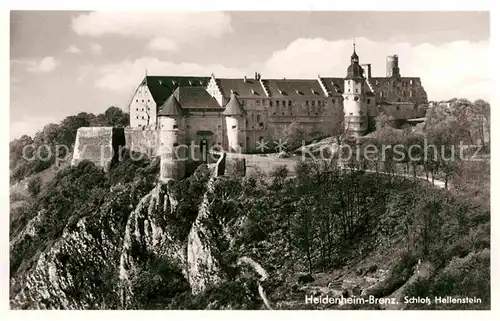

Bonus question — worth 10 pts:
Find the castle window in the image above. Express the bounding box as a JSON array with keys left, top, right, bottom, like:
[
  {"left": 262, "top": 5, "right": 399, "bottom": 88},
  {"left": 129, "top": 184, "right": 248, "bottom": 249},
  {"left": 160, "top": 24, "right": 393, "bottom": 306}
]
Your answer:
[
  {"left": 257, "top": 115, "right": 261, "bottom": 122},
  {"left": 349, "top": 113, "right": 353, "bottom": 115},
  {"left": 288, "top": 101, "right": 292, "bottom": 106},
  {"left": 348, "top": 80, "right": 351, "bottom": 85},
  {"left": 187, "top": 125, "right": 190, "bottom": 128},
  {"left": 218, "top": 125, "right": 221, "bottom": 129},
  {"left": 348, "top": 88, "right": 351, "bottom": 92},
  {"left": 375, "top": 80, "right": 379, "bottom": 85},
  {"left": 355, "top": 88, "right": 359, "bottom": 93},
  {"left": 136, "top": 116, "right": 139, "bottom": 119},
  {"left": 259, "top": 122, "right": 264, "bottom": 127},
  {"left": 282, "top": 112, "right": 285, "bottom": 115},
  {"left": 282, "top": 100, "right": 286, "bottom": 107},
  {"left": 396, "top": 106, "right": 400, "bottom": 110},
  {"left": 380, "top": 92, "right": 383, "bottom": 97},
  {"left": 306, "top": 101, "right": 309, "bottom": 106},
  {"left": 142, "top": 116, "right": 144, "bottom": 119},
  {"left": 148, "top": 99, "right": 150, "bottom": 102},
  {"left": 173, "top": 143, "right": 179, "bottom": 147},
  {"left": 173, "top": 124, "right": 178, "bottom": 129},
  {"left": 232, "top": 125, "right": 236, "bottom": 129},
  {"left": 367, "top": 99, "right": 370, "bottom": 104},
  {"left": 410, "top": 90, "right": 413, "bottom": 97},
  {"left": 142, "top": 100, "right": 144, "bottom": 102},
  {"left": 136, "top": 99, "right": 138, "bottom": 102},
  {"left": 312, "top": 101, "right": 315, "bottom": 106},
  {"left": 136, "top": 108, "right": 138, "bottom": 111},
  {"left": 270, "top": 101, "right": 273, "bottom": 107}
]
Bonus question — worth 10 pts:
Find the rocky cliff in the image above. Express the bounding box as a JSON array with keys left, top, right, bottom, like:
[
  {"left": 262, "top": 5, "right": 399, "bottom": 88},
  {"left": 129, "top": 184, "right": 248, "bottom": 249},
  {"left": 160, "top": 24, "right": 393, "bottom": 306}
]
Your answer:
[{"left": 10, "top": 156, "right": 259, "bottom": 309}]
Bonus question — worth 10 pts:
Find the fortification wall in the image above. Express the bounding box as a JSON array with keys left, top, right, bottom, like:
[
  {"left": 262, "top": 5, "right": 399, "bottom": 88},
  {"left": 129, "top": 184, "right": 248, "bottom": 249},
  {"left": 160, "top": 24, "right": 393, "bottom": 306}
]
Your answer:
[
  {"left": 124, "top": 128, "right": 161, "bottom": 156},
  {"left": 71, "top": 127, "right": 114, "bottom": 169}
]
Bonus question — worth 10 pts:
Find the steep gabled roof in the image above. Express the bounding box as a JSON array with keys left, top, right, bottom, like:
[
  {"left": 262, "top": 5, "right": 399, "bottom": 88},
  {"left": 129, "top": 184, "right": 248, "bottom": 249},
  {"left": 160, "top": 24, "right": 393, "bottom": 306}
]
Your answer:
[
  {"left": 158, "top": 94, "right": 182, "bottom": 116},
  {"left": 217, "top": 78, "right": 267, "bottom": 98},
  {"left": 265, "top": 79, "right": 326, "bottom": 98},
  {"left": 143, "top": 76, "right": 210, "bottom": 105},
  {"left": 320, "top": 77, "right": 345, "bottom": 95},
  {"left": 173, "top": 86, "right": 222, "bottom": 109},
  {"left": 223, "top": 93, "right": 246, "bottom": 116}
]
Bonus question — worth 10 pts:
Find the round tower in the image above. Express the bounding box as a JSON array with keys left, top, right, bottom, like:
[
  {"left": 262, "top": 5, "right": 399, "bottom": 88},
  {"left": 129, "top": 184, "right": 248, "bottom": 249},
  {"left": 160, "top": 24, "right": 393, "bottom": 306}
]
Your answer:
[
  {"left": 386, "top": 54, "right": 400, "bottom": 77},
  {"left": 158, "top": 94, "right": 186, "bottom": 182},
  {"left": 223, "top": 92, "right": 246, "bottom": 154},
  {"left": 343, "top": 43, "right": 368, "bottom": 137}
]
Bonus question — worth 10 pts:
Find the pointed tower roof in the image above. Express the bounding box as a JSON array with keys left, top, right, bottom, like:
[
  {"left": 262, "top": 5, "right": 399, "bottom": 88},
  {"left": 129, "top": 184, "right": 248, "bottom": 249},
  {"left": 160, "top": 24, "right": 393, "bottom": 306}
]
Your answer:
[
  {"left": 346, "top": 41, "right": 364, "bottom": 80},
  {"left": 158, "top": 93, "right": 183, "bottom": 117},
  {"left": 223, "top": 92, "right": 246, "bottom": 116},
  {"left": 351, "top": 40, "right": 359, "bottom": 62}
]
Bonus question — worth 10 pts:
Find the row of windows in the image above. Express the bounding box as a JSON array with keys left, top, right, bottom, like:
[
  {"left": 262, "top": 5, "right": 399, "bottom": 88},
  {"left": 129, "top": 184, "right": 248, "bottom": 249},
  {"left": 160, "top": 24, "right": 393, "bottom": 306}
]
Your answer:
[
  {"left": 135, "top": 99, "right": 151, "bottom": 103},
  {"left": 374, "top": 79, "right": 414, "bottom": 86},
  {"left": 240, "top": 99, "right": 333, "bottom": 107}
]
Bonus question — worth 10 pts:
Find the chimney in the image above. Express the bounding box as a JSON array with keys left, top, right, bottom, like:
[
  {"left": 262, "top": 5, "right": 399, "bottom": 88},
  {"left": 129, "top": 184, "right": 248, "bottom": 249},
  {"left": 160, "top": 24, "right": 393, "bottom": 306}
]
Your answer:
[
  {"left": 254, "top": 72, "right": 258, "bottom": 80},
  {"left": 361, "top": 64, "right": 372, "bottom": 79},
  {"left": 257, "top": 73, "right": 261, "bottom": 80},
  {"left": 244, "top": 76, "right": 247, "bottom": 83}
]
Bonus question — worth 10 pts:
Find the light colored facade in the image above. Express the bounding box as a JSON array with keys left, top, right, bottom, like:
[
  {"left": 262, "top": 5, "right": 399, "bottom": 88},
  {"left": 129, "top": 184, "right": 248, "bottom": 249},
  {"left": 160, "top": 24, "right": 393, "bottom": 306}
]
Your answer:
[{"left": 126, "top": 46, "right": 429, "bottom": 177}]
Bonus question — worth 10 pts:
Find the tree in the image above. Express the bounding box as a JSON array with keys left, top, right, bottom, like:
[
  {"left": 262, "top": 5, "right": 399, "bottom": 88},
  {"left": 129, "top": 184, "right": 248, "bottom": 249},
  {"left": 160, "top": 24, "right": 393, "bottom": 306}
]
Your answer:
[
  {"left": 27, "top": 176, "right": 42, "bottom": 197},
  {"left": 472, "top": 99, "right": 490, "bottom": 147}
]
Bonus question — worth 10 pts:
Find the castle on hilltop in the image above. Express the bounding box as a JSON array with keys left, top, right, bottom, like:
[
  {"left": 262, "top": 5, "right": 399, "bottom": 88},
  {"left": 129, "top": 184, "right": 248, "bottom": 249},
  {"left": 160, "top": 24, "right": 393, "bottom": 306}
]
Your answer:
[
  {"left": 72, "top": 45, "right": 428, "bottom": 182},
  {"left": 129, "top": 45, "right": 427, "bottom": 148}
]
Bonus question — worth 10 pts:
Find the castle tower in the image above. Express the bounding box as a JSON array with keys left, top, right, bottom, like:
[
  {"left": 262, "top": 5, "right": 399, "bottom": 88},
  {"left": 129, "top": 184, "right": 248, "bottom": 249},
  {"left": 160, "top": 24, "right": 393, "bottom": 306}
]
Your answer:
[
  {"left": 343, "top": 43, "right": 367, "bottom": 137},
  {"left": 223, "top": 92, "right": 246, "bottom": 153},
  {"left": 386, "top": 54, "right": 400, "bottom": 77},
  {"left": 158, "top": 94, "right": 186, "bottom": 182}
]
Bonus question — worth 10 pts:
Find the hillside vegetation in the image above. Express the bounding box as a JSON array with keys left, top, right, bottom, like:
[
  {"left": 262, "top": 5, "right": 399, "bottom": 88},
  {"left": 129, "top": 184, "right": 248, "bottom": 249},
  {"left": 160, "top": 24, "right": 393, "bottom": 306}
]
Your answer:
[{"left": 9, "top": 98, "right": 490, "bottom": 309}]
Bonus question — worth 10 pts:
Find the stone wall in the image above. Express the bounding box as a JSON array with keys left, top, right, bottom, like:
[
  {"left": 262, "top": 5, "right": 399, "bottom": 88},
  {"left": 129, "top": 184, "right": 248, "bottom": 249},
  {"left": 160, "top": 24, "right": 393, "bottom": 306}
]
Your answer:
[
  {"left": 124, "top": 128, "right": 161, "bottom": 156},
  {"left": 71, "top": 127, "right": 114, "bottom": 169}
]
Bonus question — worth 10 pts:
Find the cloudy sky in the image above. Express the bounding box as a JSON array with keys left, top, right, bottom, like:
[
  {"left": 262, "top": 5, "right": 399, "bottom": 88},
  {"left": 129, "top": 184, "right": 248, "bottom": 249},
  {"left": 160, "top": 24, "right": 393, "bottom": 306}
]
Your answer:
[{"left": 10, "top": 11, "right": 490, "bottom": 139}]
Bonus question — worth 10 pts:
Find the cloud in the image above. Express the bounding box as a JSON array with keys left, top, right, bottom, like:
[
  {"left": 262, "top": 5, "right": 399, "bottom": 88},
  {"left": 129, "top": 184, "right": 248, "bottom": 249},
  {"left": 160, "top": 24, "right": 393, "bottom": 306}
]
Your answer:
[
  {"left": 66, "top": 45, "right": 81, "bottom": 54},
  {"left": 14, "top": 56, "right": 58, "bottom": 73},
  {"left": 257, "top": 37, "right": 490, "bottom": 101},
  {"left": 95, "top": 57, "right": 244, "bottom": 92},
  {"left": 90, "top": 43, "right": 102, "bottom": 54},
  {"left": 71, "top": 12, "right": 232, "bottom": 51},
  {"left": 92, "top": 37, "right": 489, "bottom": 102},
  {"left": 148, "top": 37, "right": 178, "bottom": 52}
]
